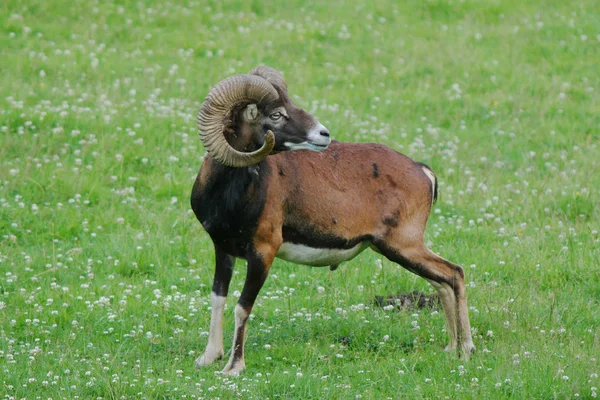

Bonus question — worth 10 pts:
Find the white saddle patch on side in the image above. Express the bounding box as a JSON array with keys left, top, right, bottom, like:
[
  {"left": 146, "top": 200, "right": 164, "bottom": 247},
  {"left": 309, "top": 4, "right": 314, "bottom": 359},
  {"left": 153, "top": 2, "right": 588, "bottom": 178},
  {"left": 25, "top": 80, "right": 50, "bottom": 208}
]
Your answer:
[{"left": 276, "top": 241, "right": 369, "bottom": 266}]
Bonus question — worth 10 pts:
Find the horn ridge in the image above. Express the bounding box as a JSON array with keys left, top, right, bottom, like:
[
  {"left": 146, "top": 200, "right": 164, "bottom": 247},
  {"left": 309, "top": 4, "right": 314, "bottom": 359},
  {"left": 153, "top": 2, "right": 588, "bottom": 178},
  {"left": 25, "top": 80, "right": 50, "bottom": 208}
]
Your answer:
[
  {"left": 248, "top": 66, "right": 288, "bottom": 92},
  {"left": 197, "top": 74, "right": 279, "bottom": 167}
]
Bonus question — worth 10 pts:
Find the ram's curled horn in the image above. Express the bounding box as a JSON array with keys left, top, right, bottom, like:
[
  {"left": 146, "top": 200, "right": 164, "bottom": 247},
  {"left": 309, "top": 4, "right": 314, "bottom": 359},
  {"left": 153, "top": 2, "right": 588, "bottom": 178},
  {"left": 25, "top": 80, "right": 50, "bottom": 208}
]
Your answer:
[
  {"left": 197, "top": 74, "right": 279, "bottom": 167},
  {"left": 249, "top": 66, "right": 288, "bottom": 93}
]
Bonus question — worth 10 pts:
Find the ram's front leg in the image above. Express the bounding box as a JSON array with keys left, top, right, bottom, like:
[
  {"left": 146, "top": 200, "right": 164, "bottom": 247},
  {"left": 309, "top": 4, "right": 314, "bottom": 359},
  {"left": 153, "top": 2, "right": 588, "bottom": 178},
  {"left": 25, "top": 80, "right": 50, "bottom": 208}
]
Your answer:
[
  {"left": 222, "top": 242, "right": 277, "bottom": 375},
  {"left": 195, "top": 246, "right": 235, "bottom": 367}
]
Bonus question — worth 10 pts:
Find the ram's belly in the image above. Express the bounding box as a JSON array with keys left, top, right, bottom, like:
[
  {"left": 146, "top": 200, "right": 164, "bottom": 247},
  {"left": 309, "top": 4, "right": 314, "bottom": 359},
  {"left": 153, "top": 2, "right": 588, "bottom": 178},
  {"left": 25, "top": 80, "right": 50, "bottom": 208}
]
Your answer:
[{"left": 276, "top": 241, "right": 369, "bottom": 267}]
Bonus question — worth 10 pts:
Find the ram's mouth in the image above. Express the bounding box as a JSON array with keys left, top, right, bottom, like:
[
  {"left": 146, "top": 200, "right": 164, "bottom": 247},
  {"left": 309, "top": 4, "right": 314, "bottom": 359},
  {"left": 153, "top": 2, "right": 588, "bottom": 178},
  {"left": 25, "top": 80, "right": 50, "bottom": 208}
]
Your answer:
[
  {"left": 284, "top": 141, "right": 330, "bottom": 152},
  {"left": 308, "top": 143, "right": 328, "bottom": 151}
]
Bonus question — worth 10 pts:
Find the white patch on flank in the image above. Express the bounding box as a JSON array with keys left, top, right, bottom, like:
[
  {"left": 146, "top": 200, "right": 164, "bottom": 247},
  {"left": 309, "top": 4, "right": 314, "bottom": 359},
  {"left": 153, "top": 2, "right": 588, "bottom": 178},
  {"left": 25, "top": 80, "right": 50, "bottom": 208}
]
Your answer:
[
  {"left": 276, "top": 241, "right": 369, "bottom": 266},
  {"left": 195, "top": 293, "right": 226, "bottom": 367},
  {"left": 421, "top": 166, "right": 436, "bottom": 205}
]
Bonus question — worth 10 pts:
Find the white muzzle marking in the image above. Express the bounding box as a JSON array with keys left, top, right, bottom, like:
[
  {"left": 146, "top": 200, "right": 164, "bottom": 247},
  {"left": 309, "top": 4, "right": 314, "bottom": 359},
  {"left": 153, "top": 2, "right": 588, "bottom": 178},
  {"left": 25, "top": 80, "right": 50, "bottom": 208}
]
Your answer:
[{"left": 285, "top": 122, "right": 330, "bottom": 151}]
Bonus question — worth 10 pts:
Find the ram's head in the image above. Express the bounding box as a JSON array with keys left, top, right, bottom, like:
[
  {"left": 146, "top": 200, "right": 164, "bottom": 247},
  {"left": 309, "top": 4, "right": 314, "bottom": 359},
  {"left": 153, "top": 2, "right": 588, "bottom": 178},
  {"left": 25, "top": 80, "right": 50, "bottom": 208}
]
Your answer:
[{"left": 197, "top": 66, "right": 330, "bottom": 167}]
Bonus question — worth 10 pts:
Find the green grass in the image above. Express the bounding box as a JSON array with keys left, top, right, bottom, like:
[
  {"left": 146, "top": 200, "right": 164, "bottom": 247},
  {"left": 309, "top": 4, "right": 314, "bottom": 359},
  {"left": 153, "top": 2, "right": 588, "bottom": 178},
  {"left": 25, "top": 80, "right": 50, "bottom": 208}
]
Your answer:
[{"left": 1, "top": 0, "right": 599, "bottom": 398}]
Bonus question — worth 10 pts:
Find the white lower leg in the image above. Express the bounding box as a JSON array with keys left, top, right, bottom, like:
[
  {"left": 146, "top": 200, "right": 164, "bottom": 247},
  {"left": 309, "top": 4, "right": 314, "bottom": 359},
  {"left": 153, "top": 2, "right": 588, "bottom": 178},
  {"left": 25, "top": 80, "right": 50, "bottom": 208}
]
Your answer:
[
  {"left": 195, "top": 292, "right": 226, "bottom": 367},
  {"left": 456, "top": 290, "right": 476, "bottom": 358},
  {"left": 428, "top": 280, "right": 458, "bottom": 352},
  {"left": 222, "top": 304, "right": 248, "bottom": 375}
]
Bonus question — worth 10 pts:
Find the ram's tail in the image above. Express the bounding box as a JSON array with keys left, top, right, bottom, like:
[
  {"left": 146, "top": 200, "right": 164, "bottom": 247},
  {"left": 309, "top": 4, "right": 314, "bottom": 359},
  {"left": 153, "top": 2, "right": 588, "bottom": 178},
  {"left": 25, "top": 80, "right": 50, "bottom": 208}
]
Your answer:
[{"left": 416, "top": 162, "right": 438, "bottom": 206}]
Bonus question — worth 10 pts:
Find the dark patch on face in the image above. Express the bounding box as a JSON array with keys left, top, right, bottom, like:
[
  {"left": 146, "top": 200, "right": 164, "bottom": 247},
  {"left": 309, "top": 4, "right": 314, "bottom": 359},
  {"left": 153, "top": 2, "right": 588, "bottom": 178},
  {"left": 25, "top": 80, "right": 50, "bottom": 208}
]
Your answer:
[
  {"left": 372, "top": 163, "right": 379, "bottom": 178},
  {"left": 191, "top": 160, "right": 271, "bottom": 258},
  {"left": 267, "top": 96, "right": 318, "bottom": 152},
  {"left": 383, "top": 210, "right": 400, "bottom": 228},
  {"left": 279, "top": 167, "right": 285, "bottom": 176},
  {"left": 282, "top": 224, "right": 371, "bottom": 250},
  {"left": 333, "top": 152, "right": 340, "bottom": 161}
]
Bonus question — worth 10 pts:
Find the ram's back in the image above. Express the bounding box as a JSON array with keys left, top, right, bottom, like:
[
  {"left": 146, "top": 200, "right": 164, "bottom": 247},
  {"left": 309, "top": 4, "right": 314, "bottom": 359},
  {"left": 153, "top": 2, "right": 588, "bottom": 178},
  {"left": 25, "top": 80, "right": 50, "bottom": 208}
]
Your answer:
[{"left": 267, "top": 141, "right": 435, "bottom": 246}]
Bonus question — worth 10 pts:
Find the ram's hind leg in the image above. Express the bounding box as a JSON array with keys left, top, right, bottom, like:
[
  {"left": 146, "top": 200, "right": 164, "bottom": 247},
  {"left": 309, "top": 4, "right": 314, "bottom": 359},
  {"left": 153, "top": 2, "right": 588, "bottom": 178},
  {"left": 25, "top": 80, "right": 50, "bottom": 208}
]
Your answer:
[
  {"left": 374, "top": 239, "right": 475, "bottom": 359},
  {"left": 195, "top": 246, "right": 235, "bottom": 368}
]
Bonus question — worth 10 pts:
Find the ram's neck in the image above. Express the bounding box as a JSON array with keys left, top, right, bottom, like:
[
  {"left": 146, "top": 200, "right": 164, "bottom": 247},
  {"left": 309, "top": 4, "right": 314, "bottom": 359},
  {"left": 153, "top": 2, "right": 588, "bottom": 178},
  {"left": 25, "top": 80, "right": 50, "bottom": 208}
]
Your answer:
[{"left": 191, "top": 158, "right": 270, "bottom": 257}]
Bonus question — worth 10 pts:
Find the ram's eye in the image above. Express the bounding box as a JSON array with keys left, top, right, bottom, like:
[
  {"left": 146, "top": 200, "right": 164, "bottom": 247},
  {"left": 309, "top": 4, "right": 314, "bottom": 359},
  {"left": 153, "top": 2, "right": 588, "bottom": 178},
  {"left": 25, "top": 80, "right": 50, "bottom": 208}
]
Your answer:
[{"left": 269, "top": 112, "right": 282, "bottom": 121}]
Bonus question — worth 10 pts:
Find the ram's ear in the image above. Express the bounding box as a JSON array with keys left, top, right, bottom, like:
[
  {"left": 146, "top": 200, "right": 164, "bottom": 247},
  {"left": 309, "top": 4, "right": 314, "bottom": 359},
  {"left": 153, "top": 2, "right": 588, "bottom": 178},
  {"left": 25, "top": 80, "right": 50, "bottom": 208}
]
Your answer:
[{"left": 243, "top": 104, "right": 259, "bottom": 122}]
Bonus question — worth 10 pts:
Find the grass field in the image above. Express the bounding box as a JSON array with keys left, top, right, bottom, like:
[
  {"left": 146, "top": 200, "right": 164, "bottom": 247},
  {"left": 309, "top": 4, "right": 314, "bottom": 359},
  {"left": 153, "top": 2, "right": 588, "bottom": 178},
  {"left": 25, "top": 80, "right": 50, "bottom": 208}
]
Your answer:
[{"left": 1, "top": 0, "right": 599, "bottom": 398}]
